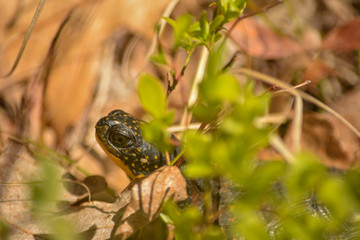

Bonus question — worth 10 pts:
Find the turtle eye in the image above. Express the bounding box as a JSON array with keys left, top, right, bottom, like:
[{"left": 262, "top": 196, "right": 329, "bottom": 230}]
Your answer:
[{"left": 108, "top": 129, "right": 134, "bottom": 148}]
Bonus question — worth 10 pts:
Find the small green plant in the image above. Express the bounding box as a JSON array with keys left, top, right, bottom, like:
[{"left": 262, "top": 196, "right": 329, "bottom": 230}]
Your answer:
[
  {"left": 140, "top": 0, "right": 360, "bottom": 239},
  {"left": 30, "top": 153, "right": 79, "bottom": 240}
]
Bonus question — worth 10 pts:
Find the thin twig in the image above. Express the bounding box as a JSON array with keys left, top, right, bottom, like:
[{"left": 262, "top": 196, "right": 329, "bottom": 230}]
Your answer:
[
  {"left": 273, "top": 80, "right": 311, "bottom": 94},
  {"left": 221, "top": 50, "right": 242, "bottom": 72},
  {"left": 167, "top": 123, "right": 202, "bottom": 133},
  {"left": 145, "top": 0, "right": 180, "bottom": 61},
  {"left": 187, "top": 47, "right": 209, "bottom": 107},
  {"left": 179, "top": 46, "right": 209, "bottom": 131},
  {"left": 167, "top": 49, "right": 194, "bottom": 96}
]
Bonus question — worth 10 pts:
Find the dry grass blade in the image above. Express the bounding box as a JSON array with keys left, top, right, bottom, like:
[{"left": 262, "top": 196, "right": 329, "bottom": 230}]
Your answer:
[
  {"left": 235, "top": 68, "right": 360, "bottom": 138},
  {"left": 270, "top": 134, "right": 295, "bottom": 163},
  {"left": 180, "top": 46, "right": 209, "bottom": 129},
  {"left": 0, "top": 0, "right": 47, "bottom": 78},
  {"left": 293, "top": 95, "right": 303, "bottom": 152},
  {"left": 145, "top": 0, "right": 180, "bottom": 60}
]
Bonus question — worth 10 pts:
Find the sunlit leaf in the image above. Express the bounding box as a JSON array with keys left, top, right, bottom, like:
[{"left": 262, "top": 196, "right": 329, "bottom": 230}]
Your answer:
[
  {"left": 200, "top": 11, "right": 209, "bottom": 40},
  {"left": 200, "top": 73, "right": 240, "bottom": 102},
  {"left": 164, "top": 14, "right": 194, "bottom": 49},
  {"left": 138, "top": 73, "right": 167, "bottom": 119}
]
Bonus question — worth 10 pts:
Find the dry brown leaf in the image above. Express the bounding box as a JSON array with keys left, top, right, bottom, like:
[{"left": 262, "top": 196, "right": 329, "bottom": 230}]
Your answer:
[
  {"left": 332, "top": 88, "right": 360, "bottom": 130},
  {"left": 114, "top": 165, "right": 187, "bottom": 239},
  {"left": 321, "top": 17, "right": 360, "bottom": 51},
  {"left": 285, "top": 113, "right": 360, "bottom": 169},
  {"left": 43, "top": 0, "right": 171, "bottom": 141},
  {"left": 229, "top": 18, "right": 303, "bottom": 59},
  {"left": 0, "top": 0, "right": 83, "bottom": 83},
  {"left": 302, "top": 59, "right": 337, "bottom": 84},
  {"left": 1, "top": 165, "right": 187, "bottom": 239},
  {"left": 3, "top": 200, "right": 121, "bottom": 239}
]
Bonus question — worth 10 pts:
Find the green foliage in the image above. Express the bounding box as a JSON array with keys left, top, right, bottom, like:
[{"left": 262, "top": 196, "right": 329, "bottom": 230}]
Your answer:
[
  {"left": 215, "top": 0, "right": 246, "bottom": 22},
  {"left": 138, "top": 73, "right": 167, "bottom": 119},
  {"left": 150, "top": 45, "right": 167, "bottom": 65},
  {"left": 31, "top": 154, "right": 79, "bottom": 240},
  {"left": 185, "top": 44, "right": 271, "bottom": 182},
  {"left": 163, "top": 14, "right": 194, "bottom": 51},
  {"left": 141, "top": 1, "right": 360, "bottom": 239},
  {"left": 138, "top": 73, "right": 175, "bottom": 151},
  {"left": 49, "top": 219, "right": 78, "bottom": 240},
  {"left": 161, "top": 0, "right": 246, "bottom": 54},
  {"left": 31, "top": 155, "right": 61, "bottom": 215},
  {"left": 164, "top": 201, "right": 225, "bottom": 240},
  {"left": 141, "top": 114, "right": 175, "bottom": 152}
]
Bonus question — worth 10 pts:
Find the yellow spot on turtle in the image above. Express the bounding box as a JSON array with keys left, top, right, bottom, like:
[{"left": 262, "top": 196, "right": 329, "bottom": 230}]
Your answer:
[
  {"left": 124, "top": 156, "right": 129, "bottom": 160},
  {"left": 145, "top": 155, "right": 149, "bottom": 159},
  {"left": 154, "top": 155, "right": 158, "bottom": 160},
  {"left": 114, "top": 120, "right": 120, "bottom": 124},
  {"left": 140, "top": 158, "right": 148, "bottom": 163},
  {"left": 131, "top": 163, "right": 135, "bottom": 167},
  {"left": 136, "top": 148, "right": 141, "bottom": 152},
  {"left": 154, "top": 165, "right": 158, "bottom": 169},
  {"left": 146, "top": 168, "right": 149, "bottom": 171},
  {"left": 134, "top": 127, "right": 137, "bottom": 130},
  {"left": 132, "top": 153, "right": 136, "bottom": 157}
]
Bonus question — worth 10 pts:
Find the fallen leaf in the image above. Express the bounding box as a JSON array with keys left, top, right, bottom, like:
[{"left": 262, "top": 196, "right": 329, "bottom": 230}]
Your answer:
[
  {"left": 43, "top": 0, "right": 171, "bottom": 141},
  {"left": 114, "top": 165, "right": 188, "bottom": 239},
  {"left": 332, "top": 88, "right": 360, "bottom": 130},
  {"left": 303, "top": 59, "right": 337, "bottom": 84},
  {"left": 285, "top": 113, "right": 360, "bottom": 169},
  {"left": 321, "top": 17, "right": 360, "bottom": 51},
  {"left": 1, "top": 164, "right": 187, "bottom": 239},
  {"left": 229, "top": 18, "right": 303, "bottom": 59}
]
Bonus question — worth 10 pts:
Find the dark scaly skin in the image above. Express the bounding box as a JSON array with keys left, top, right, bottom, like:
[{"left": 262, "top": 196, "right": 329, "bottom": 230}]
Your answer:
[{"left": 95, "top": 110, "right": 177, "bottom": 179}]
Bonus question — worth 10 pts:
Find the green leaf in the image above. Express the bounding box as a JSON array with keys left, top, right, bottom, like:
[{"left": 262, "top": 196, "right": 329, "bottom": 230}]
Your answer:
[
  {"left": 200, "top": 73, "right": 240, "bottom": 102},
  {"left": 164, "top": 14, "right": 194, "bottom": 49},
  {"left": 162, "top": 16, "right": 176, "bottom": 28},
  {"left": 138, "top": 73, "right": 167, "bottom": 118},
  {"left": 150, "top": 53, "right": 167, "bottom": 65},
  {"left": 150, "top": 45, "right": 167, "bottom": 65},
  {"left": 209, "top": 15, "right": 224, "bottom": 33},
  {"left": 217, "top": 0, "right": 247, "bottom": 22},
  {"left": 50, "top": 219, "right": 79, "bottom": 240},
  {"left": 184, "top": 163, "right": 215, "bottom": 178},
  {"left": 318, "top": 177, "right": 356, "bottom": 221},
  {"left": 199, "top": 11, "right": 209, "bottom": 40},
  {"left": 286, "top": 153, "right": 326, "bottom": 200},
  {"left": 141, "top": 115, "right": 174, "bottom": 152}
]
